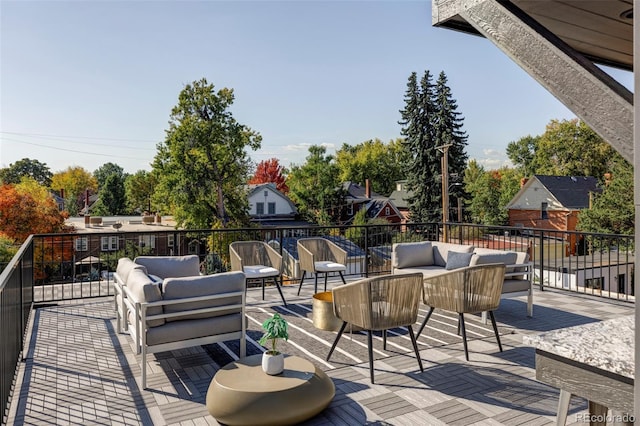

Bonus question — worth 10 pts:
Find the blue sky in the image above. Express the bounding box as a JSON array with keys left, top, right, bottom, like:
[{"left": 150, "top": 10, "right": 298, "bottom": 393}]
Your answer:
[{"left": 0, "top": 1, "right": 633, "bottom": 175}]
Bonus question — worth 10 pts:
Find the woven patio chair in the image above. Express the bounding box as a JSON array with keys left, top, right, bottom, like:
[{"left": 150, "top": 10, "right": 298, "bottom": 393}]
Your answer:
[
  {"left": 230, "top": 241, "right": 287, "bottom": 305},
  {"left": 417, "top": 263, "right": 506, "bottom": 361},
  {"left": 326, "top": 273, "right": 424, "bottom": 383},
  {"left": 297, "top": 237, "right": 347, "bottom": 295}
]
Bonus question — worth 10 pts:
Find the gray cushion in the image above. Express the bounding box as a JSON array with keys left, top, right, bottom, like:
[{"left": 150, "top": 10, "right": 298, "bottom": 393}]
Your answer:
[
  {"left": 445, "top": 251, "right": 474, "bottom": 270},
  {"left": 432, "top": 242, "right": 474, "bottom": 267},
  {"left": 470, "top": 251, "right": 518, "bottom": 266},
  {"left": 116, "top": 258, "right": 147, "bottom": 284},
  {"left": 134, "top": 255, "right": 200, "bottom": 279},
  {"left": 162, "top": 271, "right": 245, "bottom": 322},
  {"left": 392, "top": 241, "right": 433, "bottom": 269},
  {"left": 394, "top": 266, "right": 449, "bottom": 279},
  {"left": 127, "top": 269, "right": 165, "bottom": 327},
  {"left": 146, "top": 313, "right": 242, "bottom": 346},
  {"left": 503, "top": 279, "right": 531, "bottom": 293}
]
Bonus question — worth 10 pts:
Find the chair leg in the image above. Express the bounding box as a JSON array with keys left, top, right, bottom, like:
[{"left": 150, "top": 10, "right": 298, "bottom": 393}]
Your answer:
[
  {"left": 339, "top": 271, "right": 346, "bottom": 284},
  {"left": 327, "top": 321, "right": 348, "bottom": 361},
  {"left": 324, "top": 273, "right": 328, "bottom": 292},
  {"left": 489, "top": 311, "right": 503, "bottom": 352},
  {"left": 297, "top": 271, "right": 306, "bottom": 296},
  {"left": 459, "top": 313, "right": 469, "bottom": 361},
  {"left": 416, "top": 306, "right": 435, "bottom": 338},
  {"left": 314, "top": 274, "right": 318, "bottom": 294},
  {"left": 367, "top": 330, "right": 375, "bottom": 384},
  {"left": 142, "top": 345, "right": 147, "bottom": 389},
  {"left": 383, "top": 330, "right": 387, "bottom": 350},
  {"left": 407, "top": 325, "right": 424, "bottom": 373},
  {"left": 261, "top": 278, "right": 265, "bottom": 300},
  {"left": 274, "top": 276, "right": 287, "bottom": 306}
]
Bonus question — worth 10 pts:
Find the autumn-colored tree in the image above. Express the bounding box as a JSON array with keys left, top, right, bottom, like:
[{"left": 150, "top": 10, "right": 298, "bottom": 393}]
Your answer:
[
  {"left": 51, "top": 166, "right": 98, "bottom": 215},
  {"left": 0, "top": 183, "right": 69, "bottom": 242},
  {"left": 249, "top": 158, "right": 289, "bottom": 194}
]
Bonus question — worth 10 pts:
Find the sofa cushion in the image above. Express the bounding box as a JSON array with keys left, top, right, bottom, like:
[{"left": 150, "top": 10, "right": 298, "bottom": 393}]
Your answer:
[
  {"left": 127, "top": 269, "right": 165, "bottom": 327},
  {"left": 146, "top": 313, "right": 242, "bottom": 346},
  {"left": 116, "top": 257, "right": 147, "bottom": 284},
  {"left": 134, "top": 255, "right": 200, "bottom": 279},
  {"left": 392, "top": 241, "right": 433, "bottom": 269},
  {"left": 445, "top": 251, "right": 474, "bottom": 270},
  {"left": 394, "top": 266, "right": 448, "bottom": 279},
  {"left": 503, "top": 278, "right": 531, "bottom": 293},
  {"left": 470, "top": 251, "right": 518, "bottom": 267},
  {"left": 432, "top": 242, "right": 474, "bottom": 267},
  {"left": 162, "top": 271, "right": 245, "bottom": 322}
]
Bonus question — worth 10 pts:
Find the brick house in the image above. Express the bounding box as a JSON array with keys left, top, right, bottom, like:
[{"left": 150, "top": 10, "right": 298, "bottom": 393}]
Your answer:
[
  {"left": 506, "top": 175, "right": 601, "bottom": 254},
  {"left": 339, "top": 180, "right": 403, "bottom": 225}
]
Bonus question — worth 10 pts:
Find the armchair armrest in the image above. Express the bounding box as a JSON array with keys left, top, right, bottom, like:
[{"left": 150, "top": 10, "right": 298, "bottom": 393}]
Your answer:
[
  {"left": 265, "top": 244, "right": 283, "bottom": 272},
  {"left": 328, "top": 241, "right": 347, "bottom": 265},
  {"left": 298, "top": 243, "right": 315, "bottom": 272},
  {"left": 229, "top": 246, "right": 243, "bottom": 272}
]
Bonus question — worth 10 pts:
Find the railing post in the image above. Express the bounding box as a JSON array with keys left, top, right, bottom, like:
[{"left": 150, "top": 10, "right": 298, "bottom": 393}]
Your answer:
[
  {"left": 539, "top": 230, "right": 545, "bottom": 291},
  {"left": 364, "top": 225, "right": 369, "bottom": 278}
]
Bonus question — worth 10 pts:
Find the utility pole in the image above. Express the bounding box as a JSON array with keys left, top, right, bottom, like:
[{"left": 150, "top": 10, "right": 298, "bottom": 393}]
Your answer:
[{"left": 436, "top": 143, "right": 452, "bottom": 242}]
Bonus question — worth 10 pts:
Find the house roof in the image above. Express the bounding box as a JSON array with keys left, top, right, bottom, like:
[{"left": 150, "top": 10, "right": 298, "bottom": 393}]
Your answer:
[
  {"left": 534, "top": 175, "right": 601, "bottom": 209},
  {"left": 507, "top": 175, "right": 602, "bottom": 210},
  {"left": 388, "top": 189, "right": 411, "bottom": 209},
  {"left": 341, "top": 181, "right": 381, "bottom": 202}
]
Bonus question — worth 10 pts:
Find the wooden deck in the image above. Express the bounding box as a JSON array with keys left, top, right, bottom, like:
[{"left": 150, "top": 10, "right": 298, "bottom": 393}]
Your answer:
[{"left": 6, "top": 280, "right": 634, "bottom": 425}]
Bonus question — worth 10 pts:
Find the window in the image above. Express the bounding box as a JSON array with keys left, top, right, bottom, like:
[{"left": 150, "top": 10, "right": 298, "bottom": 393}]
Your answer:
[
  {"left": 541, "top": 202, "right": 548, "bottom": 219},
  {"left": 188, "top": 240, "right": 199, "bottom": 255},
  {"left": 617, "top": 274, "right": 626, "bottom": 294},
  {"left": 139, "top": 235, "right": 156, "bottom": 249},
  {"left": 268, "top": 202, "right": 276, "bottom": 215},
  {"left": 101, "top": 236, "right": 119, "bottom": 251},
  {"left": 256, "top": 202, "right": 265, "bottom": 215},
  {"left": 347, "top": 204, "right": 354, "bottom": 215},
  {"left": 75, "top": 237, "right": 88, "bottom": 251},
  {"left": 585, "top": 277, "right": 603, "bottom": 290},
  {"left": 385, "top": 207, "right": 390, "bottom": 215},
  {"left": 167, "top": 234, "right": 175, "bottom": 247}
]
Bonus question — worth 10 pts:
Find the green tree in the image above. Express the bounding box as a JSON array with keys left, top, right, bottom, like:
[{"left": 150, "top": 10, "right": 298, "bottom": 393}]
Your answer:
[
  {"left": 93, "top": 162, "right": 127, "bottom": 215},
  {"left": 534, "top": 119, "right": 621, "bottom": 179},
  {"left": 399, "top": 71, "right": 440, "bottom": 222},
  {"left": 125, "top": 170, "right": 157, "bottom": 213},
  {"left": 433, "top": 71, "right": 468, "bottom": 202},
  {"left": 577, "top": 159, "right": 634, "bottom": 236},
  {"left": 92, "top": 173, "right": 127, "bottom": 215},
  {"left": 287, "top": 145, "right": 342, "bottom": 224},
  {"left": 465, "top": 165, "right": 521, "bottom": 226},
  {"left": 0, "top": 158, "right": 52, "bottom": 186},
  {"left": 335, "top": 138, "right": 408, "bottom": 196},
  {"left": 94, "top": 163, "right": 126, "bottom": 189},
  {"left": 506, "top": 135, "right": 540, "bottom": 177},
  {"left": 152, "top": 78, "right": 261, "bottom": 228}
]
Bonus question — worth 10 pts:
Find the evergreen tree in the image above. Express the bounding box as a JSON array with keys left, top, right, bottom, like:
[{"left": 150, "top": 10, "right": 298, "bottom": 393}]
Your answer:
[
  {"left": 398, "top": 71, "right": 440, "bottom": 222},
  {"left": 433, "top": 71, "right": 468, "bottom": 203}
]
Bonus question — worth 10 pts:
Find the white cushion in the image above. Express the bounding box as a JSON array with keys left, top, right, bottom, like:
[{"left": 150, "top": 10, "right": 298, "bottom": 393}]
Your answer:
[
  {"left": 315, "top": 261, "right": 346, "bottom": 272},
  {"left": 243, "top": 265, "right": 279, "bottom": 278}
]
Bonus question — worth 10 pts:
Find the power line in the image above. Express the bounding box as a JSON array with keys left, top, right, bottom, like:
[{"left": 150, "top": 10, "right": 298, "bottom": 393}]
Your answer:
[
  {"left": 0, "top": 137, "right": 152, "bottom": 161},
  {"left": 0, "top": 131, "right": 158, "bottom": 145}
]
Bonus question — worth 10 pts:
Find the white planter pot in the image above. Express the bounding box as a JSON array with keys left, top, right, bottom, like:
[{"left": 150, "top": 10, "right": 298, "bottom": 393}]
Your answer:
[{"left": 262, "top": 351, "right": 284, "bottom": 375}]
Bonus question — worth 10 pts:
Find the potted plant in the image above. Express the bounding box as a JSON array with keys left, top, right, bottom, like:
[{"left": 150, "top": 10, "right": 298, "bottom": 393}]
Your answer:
[{"left": 259, "top": 313, "right": 289, "bottom": 375}]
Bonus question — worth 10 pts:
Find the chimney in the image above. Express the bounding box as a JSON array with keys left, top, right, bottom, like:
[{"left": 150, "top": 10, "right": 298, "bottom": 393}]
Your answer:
[
  {"left": 365, "top": 179, "right": 371, "bottom": 198},
  {"left": 520, "top": 178, "right": 529, "bottom": 188}
]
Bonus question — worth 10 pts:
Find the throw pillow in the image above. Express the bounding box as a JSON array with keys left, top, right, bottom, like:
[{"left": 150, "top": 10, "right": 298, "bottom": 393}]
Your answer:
[
  {"left": 445, "top": 251, "right": 473, "bottom": 270},
  {"left": 392, "top": 241, "right": 434, "bottom": 269}
]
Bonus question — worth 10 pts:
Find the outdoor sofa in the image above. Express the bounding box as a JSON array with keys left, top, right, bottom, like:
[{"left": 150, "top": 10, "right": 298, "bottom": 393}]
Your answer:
[
  {"left": 113, "top": 256, "right": 246, "bottom": 389},
  {"left": 391, "top": 241, "right": 533, "bottom": 318}
]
